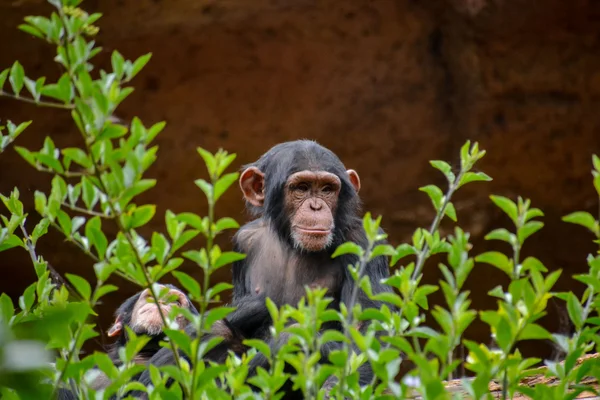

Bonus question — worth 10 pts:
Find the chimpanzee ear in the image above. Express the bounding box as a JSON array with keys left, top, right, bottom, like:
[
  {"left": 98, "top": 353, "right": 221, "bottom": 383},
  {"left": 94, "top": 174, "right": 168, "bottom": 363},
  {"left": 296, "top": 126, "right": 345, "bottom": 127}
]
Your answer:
[
  {"left": 346, "top": 169, "right": 361, "bottom": 193},
  {"left": 107, "top": 316, "right": 123, "bottom": 337},
  {"left": 240, "top": 167, "right": 265, "bottom": 207}
]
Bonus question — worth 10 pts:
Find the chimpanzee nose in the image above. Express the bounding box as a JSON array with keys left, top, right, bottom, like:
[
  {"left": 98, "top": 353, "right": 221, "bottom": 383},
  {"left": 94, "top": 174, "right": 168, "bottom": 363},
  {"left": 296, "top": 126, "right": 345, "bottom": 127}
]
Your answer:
[{"left": 310, "top": 200, "right": 322, "bottom": 211}]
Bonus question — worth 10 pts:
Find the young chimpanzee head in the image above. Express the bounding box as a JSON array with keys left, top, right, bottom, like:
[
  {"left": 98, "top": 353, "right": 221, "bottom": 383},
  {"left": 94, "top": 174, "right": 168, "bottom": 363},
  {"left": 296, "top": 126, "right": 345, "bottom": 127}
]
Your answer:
[
  {"left": 239, "top": 140, "right": 362, "bottom": 252},
  {"left": 107, "top": 284, "right": 198, "bottom": 342}
]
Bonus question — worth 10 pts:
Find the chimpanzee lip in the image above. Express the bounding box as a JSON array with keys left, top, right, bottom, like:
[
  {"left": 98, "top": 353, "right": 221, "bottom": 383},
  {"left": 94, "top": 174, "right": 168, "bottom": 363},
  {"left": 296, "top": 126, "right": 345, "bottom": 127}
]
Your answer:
[{"left": 296, "top": 227, "right": 331, "bottom": 235}]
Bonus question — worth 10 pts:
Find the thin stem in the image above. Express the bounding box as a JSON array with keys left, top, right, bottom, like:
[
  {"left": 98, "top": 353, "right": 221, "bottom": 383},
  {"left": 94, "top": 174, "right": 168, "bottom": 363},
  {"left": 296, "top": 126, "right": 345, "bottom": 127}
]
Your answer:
[
  {"left": 19, "top": 224, "right": 83, "bottom": 301},
  {"left": 337, "top": 241, "right": 373, "bottom": 399},
  {"left": 61, "top": 202, "right": 112, "bottom": 218},
  {"left": 47, "top": 219, "right": 140, "bottom": 286},
  {"left": 190, "top": 180, "right": 216, "bottom": 395},
  {"left": 51, "top": 280, "right": 104, "bottom": 399},
  {"left": 37, "top": 167, "right": 90, "bottom": 178},
  {"left": 0, "top": 91, "right": 74, "bottom": 109},
  {"left": 412, "top": 167, "right": 466, "bottom": 282},
  {"left": 52, "top": 321, "right": 85, "bottom": 398}
]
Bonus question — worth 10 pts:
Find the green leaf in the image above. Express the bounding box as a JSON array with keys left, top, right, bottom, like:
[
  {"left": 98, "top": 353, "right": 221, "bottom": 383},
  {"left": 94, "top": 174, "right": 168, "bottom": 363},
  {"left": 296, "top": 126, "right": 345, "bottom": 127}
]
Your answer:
[
  {"left": 94, "top": 262, "right": 118, "bottom": 282},
  {"left": 490, "top": 195, "right": 518, "bottom": 224},
  {"left": 93, "top": 284, "right": 119, "bottom": 303},
  {"left": 31, "top": 218, "right": 50, "bottom": 245},
  {"left": 243, "top": 339, "right": 271, "bottom": 359},
  {"left": 62, "top": 148, "right": 92, "bottom": 169},
  {"left": 519, "top": 323, "right": 553, "bottom": 341},
  {"left": 214, "top": 252, "right": 246, "bottom": 269},
  {"left": 97, "top": 124, "right": 128, "bottom": 141},
  {"left": 370, "top": 244, "right": 395, "bottom": 260},
  {"left": 562, "top": 211, "right": 598, "bottom": 235},
  {"left": 9, "top": 61, "right": 24, "bottom": 96},
  {"left": 24, "top": 77, "right": 37, "bottom": 100},
  {"left": 130, "top": 205, "right": 156, "bottom": 228},
  {"left": 332, "top": 242, "right": 363, "bottom": 258},
  {"left": 121, "top": 179, "right": 156, "bottom": 205},
  {"left": 19, "top": 23, "right": 44, "bottom": 38},
  {"left": 19, "top": 283, "right": 36, "bottom": 312},
  {"left": 7, "top": 120, "right": 32, "bottom": 140},
  {"left": 0, "top": 69, "right": 8, "bottom": 90},
  {"left": 151, "top": 232, "right": 170, "bottom": 265},
  {"left": 0, "top": 293, "right": 15, "bottom": 322},
  {"left": 444, "top": 202, "right": 457, "bottom": 222},
  {"left": 177, "top": 212, "right": 203, "bottom": 230},
  {"left": 204, "top": 307, "right": 236, "bottom": 330},
  {"left": 81, "top": 176, "right": 98, "bottom": 210},
  {"left": 419, "top": 184, "right": 443, "bottom": 211},
  {"left": 525, "top": 208, "right": 544, "bottom": 222},
  {"left": 66, "top": 274, "right": 92, "bottom": 301},
  {"left": 194, "top": 179, "right": 212, "bottom": 200},
  {"left": 206, "top": 282, "right": 233, "bottom": 300},
  {"left": 495, "top": 316, "right": 513, "bottom": 352},
  {"left": 0, "top": 234, "right": 24, "bottom": 252},
  {"left": 517, "top": 221, "right": 544, "bottom": 244},
  {"left": 521, "top": 257, "right": 548, "bottom": 274},
  {"left": 14, "top": 146, "right": 37, "bottom": 168},
  {"left": 85, "top": 216, "right": 108, "bottom": 259},
  {"left": 172, "top": 271, "right": 201, "bottom": 300},
  {"left": 485, "top": 228, "right": 514, "bottom": 243},
  {"left": 41, "top": 73, "right": 72, "bottom": 103},
  {"left": 214, "top": 172, "right": 239, "bottom": 202},
  {"left": 197, "top": 148, "right": 217, "bottom": 176},
  {"left": 458, "top": 171, "right": 492, "bottom": 188},
  {"left": 130, "top": 53, "right": 152, "bottom": 80},
  {"left": 154, "top": 258, "right": 184, "bottom": 281},
  {"left": 475, "top": 251, "right": 512, "bottom": 277},
  {"left": 172, "top": 230, "right": 199, "bottom": 253},
  {"left": 430, "top": 160, "right": 455, "bottom": 183},
  {"left": 146, "top": 121, "right": 166, "bottom": 143},
  {"left": 111, "top": 51, "right": 125, "bottom": 78},
  {"left": 36, "top": 153, "right": 64, "bottom": 174},
  {"left": 566, "top": 292, "right": 584, "bottom": 330},
  {"left": 215, "top": 217, "right": 239, "bottom": 232},
  {"left": 390, "top": 243, "right": 416, "bottom": 266}
]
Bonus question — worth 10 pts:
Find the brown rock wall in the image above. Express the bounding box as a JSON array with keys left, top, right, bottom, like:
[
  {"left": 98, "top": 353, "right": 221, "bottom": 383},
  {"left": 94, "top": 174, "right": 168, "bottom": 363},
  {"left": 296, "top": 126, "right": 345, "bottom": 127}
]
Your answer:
[{"left": 1, "top": 0, "right": 600, "bottom": 358}]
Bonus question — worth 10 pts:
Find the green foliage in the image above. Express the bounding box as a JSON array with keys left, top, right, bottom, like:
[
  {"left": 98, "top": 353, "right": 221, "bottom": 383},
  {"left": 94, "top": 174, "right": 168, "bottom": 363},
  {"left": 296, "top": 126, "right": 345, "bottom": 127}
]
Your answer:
[{"left": 0, "top": 1, "right": 599, "bottom": 399}]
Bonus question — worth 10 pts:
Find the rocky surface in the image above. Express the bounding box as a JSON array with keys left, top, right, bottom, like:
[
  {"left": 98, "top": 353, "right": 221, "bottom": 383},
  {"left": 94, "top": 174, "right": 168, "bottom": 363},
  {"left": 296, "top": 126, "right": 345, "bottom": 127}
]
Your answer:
[{"left": 1, "top": 0, "right": 600, "bottom": 358}]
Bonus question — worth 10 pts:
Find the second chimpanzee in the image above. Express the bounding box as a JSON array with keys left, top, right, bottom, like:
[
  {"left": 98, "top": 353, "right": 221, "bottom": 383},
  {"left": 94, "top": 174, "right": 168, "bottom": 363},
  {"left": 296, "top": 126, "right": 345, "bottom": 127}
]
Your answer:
[
  {"left": 56, "top": 284, "right": 199, "bottom": 399},
  {"left": 139, "top": 140, "right": 395, "bottom": 397}
]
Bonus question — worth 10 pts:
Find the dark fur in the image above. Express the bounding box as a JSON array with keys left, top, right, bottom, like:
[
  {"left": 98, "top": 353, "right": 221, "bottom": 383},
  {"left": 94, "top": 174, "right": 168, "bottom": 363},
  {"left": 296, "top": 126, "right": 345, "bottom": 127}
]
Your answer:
[{"left": 136, "top": 140, "right": 394, "bottom": 398}]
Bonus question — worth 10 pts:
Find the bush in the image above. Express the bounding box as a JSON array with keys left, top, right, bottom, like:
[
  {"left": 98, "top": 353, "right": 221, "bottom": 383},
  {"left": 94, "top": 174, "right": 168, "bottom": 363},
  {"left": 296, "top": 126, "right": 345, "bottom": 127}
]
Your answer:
[{"left": 0, "top": 1, "right": 599, "bottom": 399}]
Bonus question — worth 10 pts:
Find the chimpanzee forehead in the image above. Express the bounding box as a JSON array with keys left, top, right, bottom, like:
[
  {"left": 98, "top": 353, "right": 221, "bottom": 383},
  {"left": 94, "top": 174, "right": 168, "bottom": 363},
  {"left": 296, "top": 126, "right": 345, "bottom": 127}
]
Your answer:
[{"left": 288, "top": 170, "right": 341, "bottom": 186}]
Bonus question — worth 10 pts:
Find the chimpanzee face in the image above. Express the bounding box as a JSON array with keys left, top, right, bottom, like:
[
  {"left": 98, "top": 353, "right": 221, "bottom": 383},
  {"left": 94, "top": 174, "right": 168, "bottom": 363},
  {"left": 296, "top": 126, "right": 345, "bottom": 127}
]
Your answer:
[
  {"left": 284, "top": 170, "right": 340, "bottom": 251},
  {"left": 107, "top": 285, "right": 192, "bottom": 338},
  {"left": 130, "top": 287, "right": 190, "bottom": 335},
  {"left": 239, "top": 165, "right": 361, "bottom": 253}
]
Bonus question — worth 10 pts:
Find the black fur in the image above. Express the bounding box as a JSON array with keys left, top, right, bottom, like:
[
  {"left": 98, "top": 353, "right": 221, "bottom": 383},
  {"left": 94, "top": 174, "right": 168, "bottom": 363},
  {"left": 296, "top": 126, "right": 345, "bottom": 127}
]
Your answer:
[{"left": 136, "top": 140, "right": 394, "bottom": 398}]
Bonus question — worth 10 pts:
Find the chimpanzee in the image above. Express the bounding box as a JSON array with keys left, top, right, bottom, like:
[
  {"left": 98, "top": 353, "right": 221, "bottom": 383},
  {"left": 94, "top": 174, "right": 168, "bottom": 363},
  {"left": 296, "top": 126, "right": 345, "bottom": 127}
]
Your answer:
[
  {"left": 138, "top": 140, "right": 395, "bottom": 397},
  {"left": 56, "top": 284, "right": 200, "bottom": 399}
]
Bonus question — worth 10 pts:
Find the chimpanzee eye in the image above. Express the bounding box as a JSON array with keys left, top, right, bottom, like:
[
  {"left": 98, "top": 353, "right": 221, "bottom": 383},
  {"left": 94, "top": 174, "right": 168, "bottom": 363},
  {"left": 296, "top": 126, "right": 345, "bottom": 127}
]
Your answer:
[
  {"left": 294, "top": 183, "right": 309, "bottom": 192},
  {"left": 322, "top": 185, "right": 332, "bottom": 193}
]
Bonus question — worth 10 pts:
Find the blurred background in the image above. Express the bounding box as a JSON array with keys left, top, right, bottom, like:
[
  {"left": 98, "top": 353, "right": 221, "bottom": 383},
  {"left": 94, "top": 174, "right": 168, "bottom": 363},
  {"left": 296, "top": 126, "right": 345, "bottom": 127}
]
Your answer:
[{"left": 1, "top": 0, "right": 600, "bottom": 362}]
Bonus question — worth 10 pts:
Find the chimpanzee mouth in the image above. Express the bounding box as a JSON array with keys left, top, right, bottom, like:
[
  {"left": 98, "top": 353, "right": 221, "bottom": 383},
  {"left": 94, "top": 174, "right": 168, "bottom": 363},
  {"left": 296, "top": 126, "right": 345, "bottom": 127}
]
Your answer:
[{"left": 296, "top": 227, "right": 331, "bottom": 235}]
